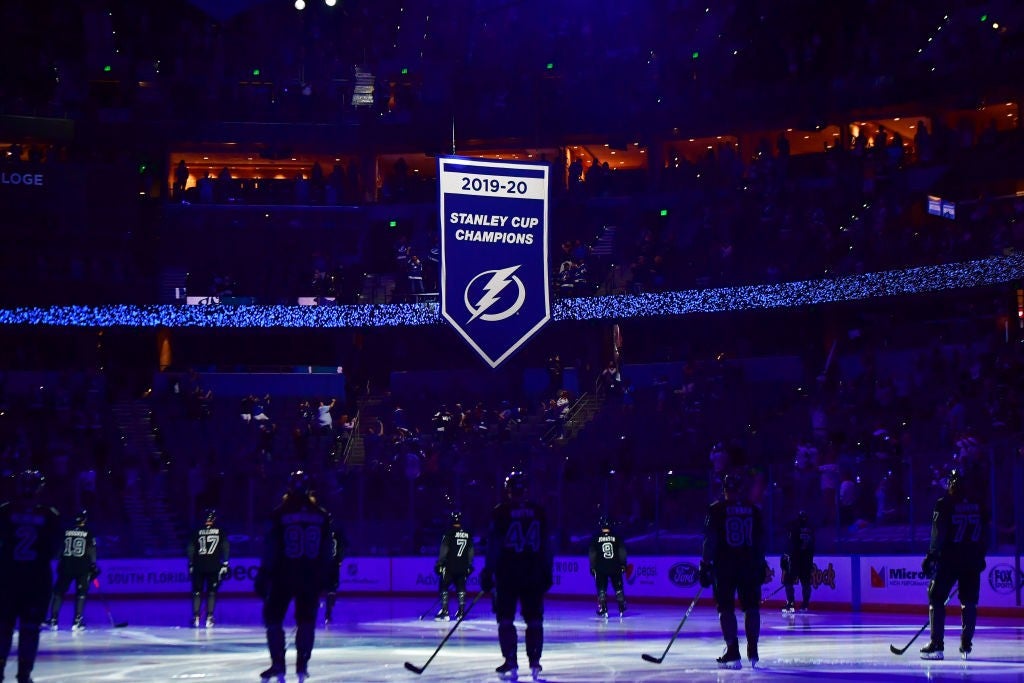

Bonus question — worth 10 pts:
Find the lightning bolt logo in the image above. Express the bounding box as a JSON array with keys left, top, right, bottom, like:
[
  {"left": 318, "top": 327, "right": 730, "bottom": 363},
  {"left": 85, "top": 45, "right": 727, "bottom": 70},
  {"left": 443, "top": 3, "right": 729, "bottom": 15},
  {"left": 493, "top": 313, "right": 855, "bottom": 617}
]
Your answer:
[{"left": 464, "top": 265, "right": 526, "bottom": 323}]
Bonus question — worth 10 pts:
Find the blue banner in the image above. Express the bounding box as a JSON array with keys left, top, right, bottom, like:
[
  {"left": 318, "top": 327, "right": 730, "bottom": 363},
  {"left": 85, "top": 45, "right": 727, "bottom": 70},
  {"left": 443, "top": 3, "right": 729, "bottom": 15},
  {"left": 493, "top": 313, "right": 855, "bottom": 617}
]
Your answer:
[{"left": 438, "top": 156, "right": 550, "bottom": 368}]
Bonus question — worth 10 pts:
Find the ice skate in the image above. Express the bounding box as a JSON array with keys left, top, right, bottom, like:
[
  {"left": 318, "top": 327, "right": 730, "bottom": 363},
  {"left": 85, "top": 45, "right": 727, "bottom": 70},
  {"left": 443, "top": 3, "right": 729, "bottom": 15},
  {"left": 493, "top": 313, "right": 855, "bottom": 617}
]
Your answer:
[
  {"left": 44, "top": 618, "right": 58, "bottom": 631},
  {"left": 959, "top": 643, "right": 972, "bottom": 660},
  {"left": 920, "top": 642, "right": 944, "bottom": 660},
  {"left": 495, "top": 659, "right": 518, "bottom": 679},
  {"left": 596, "top": 606, "right": 608, "bottom": 619},
  {"left": 454, "top": 608, "right": 466, "bottom": 621},
  {"left": 259, "top": 664, "right": 286, "bottom": 682},
  {"left": 529, "top": 661, "right": 542, "bottom": 680},
  {"left": 297, "top": 664, "right": 310, "bottom": 682},
  {"left": 205, "top": 616, "right": 215, "bottom": 629},
  {"left": 782, "top": 602, "right": 795, "bottom": 614},
  {"left": 434, "top": 607, "right": 450, "bottom": 622},
  {"left": 191, "top": 616, "right": 200, "bottom": 629},
  {"left": 71, "top": 619, "right": 86, "bottom": 632},
  {"left": 748, "top": 644, "right": 759, "bottom": 669},
  {"left": 717, "top": 647, "right": 742, "bottom": 670}
]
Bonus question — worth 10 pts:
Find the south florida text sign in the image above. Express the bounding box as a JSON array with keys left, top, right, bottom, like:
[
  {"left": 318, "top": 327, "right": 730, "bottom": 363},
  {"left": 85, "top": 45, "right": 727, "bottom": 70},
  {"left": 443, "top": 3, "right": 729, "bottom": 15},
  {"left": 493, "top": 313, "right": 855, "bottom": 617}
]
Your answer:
[{"left": 438, "top": 156, "right": 550, "bottom": 368}]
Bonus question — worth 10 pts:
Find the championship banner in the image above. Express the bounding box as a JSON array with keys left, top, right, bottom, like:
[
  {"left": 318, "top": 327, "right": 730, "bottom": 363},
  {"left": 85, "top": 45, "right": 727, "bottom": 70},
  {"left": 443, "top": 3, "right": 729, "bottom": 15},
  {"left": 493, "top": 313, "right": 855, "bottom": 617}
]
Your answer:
[{"left": 438, "top": 156, "right": 550, "bottom": 368}]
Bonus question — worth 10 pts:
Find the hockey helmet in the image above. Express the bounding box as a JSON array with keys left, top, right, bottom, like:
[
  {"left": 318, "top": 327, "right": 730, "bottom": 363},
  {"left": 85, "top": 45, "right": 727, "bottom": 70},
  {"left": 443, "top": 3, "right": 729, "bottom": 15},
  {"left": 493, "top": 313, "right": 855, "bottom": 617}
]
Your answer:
[
  {"left": 287, "top": 470, "right": 312, "bottom": 498},
  {"left": 722, "top": 473, "right": 741, "bottom": 495},
  {"left": 947, "top": 467, "right": 965, "bottom": 496},
  {"left": 450, "top": 511, "right": 463, "bottom": 526},
  {"left": 204, "top": 508, "right": 217, "bottom": 526},
  {"left": 797, "top": 510, "right": 809, "bottom": 525},
  {"left": 504, "top": 470, "right": 528, "bottom": 499},
  {"left": 75, "top": 509, "right": 89, "bottom": 527},
  {"left": 13, "top": 469, "right": 45, "bottom": 500}
]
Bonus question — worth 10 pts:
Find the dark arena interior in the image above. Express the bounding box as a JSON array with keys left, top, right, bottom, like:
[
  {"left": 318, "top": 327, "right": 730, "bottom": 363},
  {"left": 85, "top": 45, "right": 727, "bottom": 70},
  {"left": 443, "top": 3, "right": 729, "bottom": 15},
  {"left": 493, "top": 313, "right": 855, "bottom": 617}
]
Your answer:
[{"left": 0, "top": 1, "right": 1023, "bottom": 681}]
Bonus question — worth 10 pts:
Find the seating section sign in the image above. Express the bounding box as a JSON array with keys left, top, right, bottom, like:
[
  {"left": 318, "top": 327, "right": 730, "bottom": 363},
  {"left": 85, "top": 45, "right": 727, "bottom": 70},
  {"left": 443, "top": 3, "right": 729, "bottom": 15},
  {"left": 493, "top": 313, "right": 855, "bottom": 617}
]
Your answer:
[{"left": 438, "top": 156, "right": 550, "bottom": 368}]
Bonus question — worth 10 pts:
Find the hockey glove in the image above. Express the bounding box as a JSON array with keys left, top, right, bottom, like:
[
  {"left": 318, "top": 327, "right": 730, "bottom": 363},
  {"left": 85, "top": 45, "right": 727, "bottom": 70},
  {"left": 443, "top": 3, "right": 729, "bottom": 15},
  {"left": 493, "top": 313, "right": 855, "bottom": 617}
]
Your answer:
[
  {"left": 480, "top": 568, "right": 495, "bottom": 593},
  {"left": 698, "top": 561, "right": 714, "bottom": 588},
  {"left": 188, "top": 563, "right": 194, "bottom": 577},
  {"left": 467, "top": 564, "right": 474, "bottom": 576},
  {"left": 590, "top": 567, "right": 597, "bottom": 578},
  {"left": 434, "top": 562, "right": 444, "bottom": 577},
  {"left": 921, "top": 554, "right": 938, "bottom": 579},
  {"left": 219, "top": 562, "right": 230, "bottom": 580},
  {"left": 780, "top": 553, "right": 791, "bottom": 574}
]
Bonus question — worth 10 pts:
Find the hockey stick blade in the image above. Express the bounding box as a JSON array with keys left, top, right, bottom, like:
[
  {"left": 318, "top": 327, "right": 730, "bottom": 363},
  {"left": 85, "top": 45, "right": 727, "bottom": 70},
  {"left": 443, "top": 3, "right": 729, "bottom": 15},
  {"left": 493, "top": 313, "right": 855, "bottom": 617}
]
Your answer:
[
  {"left": 403, "top": 590, "right": 486, "bottom": 675},
  {"left": 889, "top": 585, "right": 958, "bottom": 656},
  {"left": 641, "top": 585, "right": 704, "bottom": 665}
]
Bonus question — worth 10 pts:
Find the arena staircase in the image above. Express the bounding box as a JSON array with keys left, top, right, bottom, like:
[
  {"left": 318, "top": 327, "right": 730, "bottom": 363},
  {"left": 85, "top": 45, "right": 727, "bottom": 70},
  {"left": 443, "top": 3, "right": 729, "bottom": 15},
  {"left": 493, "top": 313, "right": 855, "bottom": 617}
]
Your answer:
[
  {"left": 542, "top": 392, "right": 606, "bottom": 445},
  {"left": 111, "top": 399, "right": 185, "bottom": 556},
  {"left": 341, "top": 388, "right": 391, "bottom": 467}
]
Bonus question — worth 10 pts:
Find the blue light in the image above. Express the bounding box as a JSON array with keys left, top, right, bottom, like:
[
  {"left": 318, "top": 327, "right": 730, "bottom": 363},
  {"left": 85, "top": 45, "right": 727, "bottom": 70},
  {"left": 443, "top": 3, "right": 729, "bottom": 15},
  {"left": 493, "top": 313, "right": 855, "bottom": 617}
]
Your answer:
[{"left": 0, "top": 254, "right": 1021, "bottom": 329}]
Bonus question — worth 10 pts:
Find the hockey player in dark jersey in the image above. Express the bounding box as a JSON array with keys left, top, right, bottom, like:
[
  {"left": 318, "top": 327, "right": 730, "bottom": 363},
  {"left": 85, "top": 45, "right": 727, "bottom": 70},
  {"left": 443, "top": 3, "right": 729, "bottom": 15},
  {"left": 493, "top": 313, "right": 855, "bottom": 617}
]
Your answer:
[
  {"left": 0, "top": 470, "right": 61, "bottom": 683},
  {"left": 480, "top": 471, "right": 553, "bottom": 681},
  {"left": 186, "top": 508, "right": 230, "bottom": 628},
  {"left": 434, "top": 511, "right": 475, "bottom": 621},
  {"left": 45, "top": 509, "right": 98, "bottom": 631},
  {"left": 699, "top": 473, "right": 768, "bottom": 670},
  {"left": 588, "top": 516, "right": 627, "bottom": 619},
  {"left": 920, "top": 467, "right": 989, "bottom": 660},
  {"left": 781, "top": 510, "right": 815, "bottom": 613},
  {"left": 323, "top": 527, "right": 347, "bottom": 626},
  {"left": 256, "top": 471, "right": 334, "bottom": 683}
]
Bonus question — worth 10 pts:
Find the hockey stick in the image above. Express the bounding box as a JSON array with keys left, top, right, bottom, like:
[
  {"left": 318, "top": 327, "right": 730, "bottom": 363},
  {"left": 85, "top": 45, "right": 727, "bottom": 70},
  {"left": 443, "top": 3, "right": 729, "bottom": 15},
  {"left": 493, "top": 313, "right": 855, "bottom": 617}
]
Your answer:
[
  {"left": 404, "top": 590, "right": 485, "bottom": 675},
  {"left": 889, "top": 586, "right": 958, "bottom": 656},
  {"left": 762, "top": 584, "right": 786, "bottom": 604},
  {"left": 92, "top": 578, "right": 129, "bottom": 628},
  {"left": 417, "top": 595, "right": 441, "bottom": 621},
  {"left": 641, "top": 586, "right": 704, "bottom": 664}
]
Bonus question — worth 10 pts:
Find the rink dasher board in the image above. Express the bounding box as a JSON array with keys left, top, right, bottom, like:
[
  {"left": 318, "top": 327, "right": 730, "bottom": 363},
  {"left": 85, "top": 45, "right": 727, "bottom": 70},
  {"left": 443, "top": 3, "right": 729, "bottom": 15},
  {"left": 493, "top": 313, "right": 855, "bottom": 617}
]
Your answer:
[{"left": 78, "top": 556, "right": 1021, "bottom": 610}]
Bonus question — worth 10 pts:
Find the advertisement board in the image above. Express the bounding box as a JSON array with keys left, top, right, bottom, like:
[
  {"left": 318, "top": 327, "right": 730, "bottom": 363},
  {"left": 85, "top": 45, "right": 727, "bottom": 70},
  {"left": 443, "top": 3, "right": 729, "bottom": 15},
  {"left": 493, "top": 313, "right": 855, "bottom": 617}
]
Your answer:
[{"left": 860, "top": 556, "right": 1022, "bottom": 608}]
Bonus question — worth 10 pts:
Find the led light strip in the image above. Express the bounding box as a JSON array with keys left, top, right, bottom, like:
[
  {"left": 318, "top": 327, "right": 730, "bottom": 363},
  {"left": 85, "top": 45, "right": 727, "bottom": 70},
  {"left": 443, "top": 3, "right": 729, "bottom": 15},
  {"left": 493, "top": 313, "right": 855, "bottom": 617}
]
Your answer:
[{"left": 0, "top": 254, "right": 1021, "bottom": 328}]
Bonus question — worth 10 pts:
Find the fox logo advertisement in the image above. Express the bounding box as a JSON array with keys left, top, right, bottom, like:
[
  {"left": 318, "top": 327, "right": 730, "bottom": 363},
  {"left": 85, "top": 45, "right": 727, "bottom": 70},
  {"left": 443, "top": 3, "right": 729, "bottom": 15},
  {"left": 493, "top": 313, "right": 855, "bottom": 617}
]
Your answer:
[{"left": 438, "top": 156, "right": 550, "bottom": 368}]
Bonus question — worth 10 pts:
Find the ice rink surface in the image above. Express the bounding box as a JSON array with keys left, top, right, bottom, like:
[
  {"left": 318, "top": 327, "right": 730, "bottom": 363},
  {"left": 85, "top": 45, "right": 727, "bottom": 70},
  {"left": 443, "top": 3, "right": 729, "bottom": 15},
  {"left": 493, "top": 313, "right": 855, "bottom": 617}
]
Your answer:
[{"left": 14, "top": 596, "right": 1024, "bottom": 682}]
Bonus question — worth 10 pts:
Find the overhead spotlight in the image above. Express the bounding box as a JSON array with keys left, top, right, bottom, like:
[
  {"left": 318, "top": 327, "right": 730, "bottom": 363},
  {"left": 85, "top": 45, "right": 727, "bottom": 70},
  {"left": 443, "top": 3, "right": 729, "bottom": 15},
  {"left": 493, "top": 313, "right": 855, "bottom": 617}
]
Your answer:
[
  {"left": 295, "top": 0, "right": 305, "bottom": 9},
  {"left": 325, "top": 0, "right": 337, "bottom": 5}
]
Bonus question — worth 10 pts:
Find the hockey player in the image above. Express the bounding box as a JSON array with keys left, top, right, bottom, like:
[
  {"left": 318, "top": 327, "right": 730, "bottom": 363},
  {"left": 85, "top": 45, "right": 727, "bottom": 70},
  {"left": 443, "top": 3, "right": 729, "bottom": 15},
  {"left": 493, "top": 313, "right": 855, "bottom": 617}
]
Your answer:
[
  {"left": 45, "top": 509, "right": 99, "bottom": 631},
  {"left": 588, "top": 516, "right": 627, "bottom": 619},
  {"left": 0, "top": 470, "right": 61, "bottom": 683},
  {"left": 920, "top": 467, "right": 988, "bottom": 660},
  {"left": 699, "top": 473, "right": 768, "bottom": 670},
  {"left": 186, "top": 508, "right": 230, "bottom": 628},
  {"left": 256, "top": 471, "right": 334, "bottom": 683},
  {"left": 323, "top": 527, "right": 347, "bottom": 626},
  {"left": 781, "top": 510, "right": 815, "bottom": 613},
  {"left": 434, "top": 511, "right": 475, "bottom": 621},
  {"left": 480, "top": 471, "right": 553, "bottom": 681}
]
